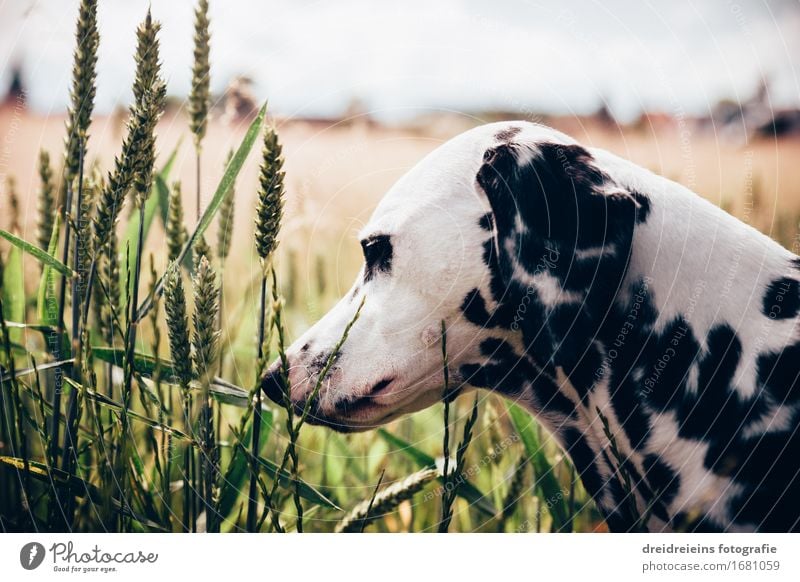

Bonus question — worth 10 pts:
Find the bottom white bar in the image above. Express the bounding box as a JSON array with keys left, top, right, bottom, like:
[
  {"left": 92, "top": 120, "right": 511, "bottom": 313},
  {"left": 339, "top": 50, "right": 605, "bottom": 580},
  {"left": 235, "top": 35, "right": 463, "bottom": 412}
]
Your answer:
[{"left": 2, "top": 533, "right": 799, "bottom": 581}]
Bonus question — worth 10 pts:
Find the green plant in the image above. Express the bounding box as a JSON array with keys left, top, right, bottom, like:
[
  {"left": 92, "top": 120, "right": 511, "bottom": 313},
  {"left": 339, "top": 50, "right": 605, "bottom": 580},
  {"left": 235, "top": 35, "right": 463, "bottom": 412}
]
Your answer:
[
  {"left": 37, "top": 151, "right": 56, "bottom": 251},
  {"left": 335, "top": 469, "right": 437, "bottom": 533}
]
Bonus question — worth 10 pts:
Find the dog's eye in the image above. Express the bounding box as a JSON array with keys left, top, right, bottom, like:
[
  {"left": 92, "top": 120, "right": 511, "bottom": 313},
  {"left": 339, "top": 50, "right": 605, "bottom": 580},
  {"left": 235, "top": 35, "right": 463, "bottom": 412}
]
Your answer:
[{"left": 360, "top": 234, "right": 393, "bottom": 281}]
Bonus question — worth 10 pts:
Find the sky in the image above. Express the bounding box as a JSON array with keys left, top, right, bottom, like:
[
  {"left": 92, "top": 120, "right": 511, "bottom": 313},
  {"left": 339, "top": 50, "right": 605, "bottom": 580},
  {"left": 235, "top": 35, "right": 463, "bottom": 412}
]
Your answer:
[{"left": 1, "top": 0, "right": 798, "bottom": 122}]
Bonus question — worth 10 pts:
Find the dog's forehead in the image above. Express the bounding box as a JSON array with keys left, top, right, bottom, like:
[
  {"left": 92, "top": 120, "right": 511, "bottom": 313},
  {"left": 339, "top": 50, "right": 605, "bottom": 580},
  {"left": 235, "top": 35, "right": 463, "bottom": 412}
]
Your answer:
[{"left": 359, "top": 121, "right": 572, "bottom": 239}]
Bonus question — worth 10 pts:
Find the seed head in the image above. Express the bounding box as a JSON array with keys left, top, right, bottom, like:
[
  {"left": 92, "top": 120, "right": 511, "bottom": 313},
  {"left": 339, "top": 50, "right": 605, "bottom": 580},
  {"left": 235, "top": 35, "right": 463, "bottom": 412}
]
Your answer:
[
  {"left": 93, "top": 12, "right": 166, "bottom": 249},
  {"left": 64, "top": 0, "right": 99, "bottom": 186},
  {"left": 335, "top": 469, "right": 438, "bottom": 533},
  {"left": 217, "top": 150, "right": 236, "bottom": 261},
  {"left": 254, "top": 126, "right": 285, "bottom": 261},
  {"left": 167, "top": 182, "right": 187, "bottom": 262},
  {"left": 93, "top": 225, "right": 120, "bottom": 344},
  {"left": 5, "top": 176, "right": 20, "bottom": 234},
  {"left": 131, "top": 11, "right": 166, "bottom": 203},
  {"left": 164, "top": 264, "right": 193, "bottom": 388},
  {"left": 94, "top": 88, "right": 159, "bottom": 249},
  {"left": 191, "top": 255, "right": 219, "bottom": 385},
  {"left": 37, "top": 151, "right": 56, "bottom": 250},
  {"left": 193, "top": 235, "right": 210, "bottom": 269},
  {"left": 188, "top": 0, "right": 211, "bottom": 148}
]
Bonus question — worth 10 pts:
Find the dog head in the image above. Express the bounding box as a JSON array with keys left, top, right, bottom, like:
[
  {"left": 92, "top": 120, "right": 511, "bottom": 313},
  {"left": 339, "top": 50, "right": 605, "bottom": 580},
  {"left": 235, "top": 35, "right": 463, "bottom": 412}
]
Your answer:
[{"left": 263, "top": 121, "right": 643, "bottom": 431}]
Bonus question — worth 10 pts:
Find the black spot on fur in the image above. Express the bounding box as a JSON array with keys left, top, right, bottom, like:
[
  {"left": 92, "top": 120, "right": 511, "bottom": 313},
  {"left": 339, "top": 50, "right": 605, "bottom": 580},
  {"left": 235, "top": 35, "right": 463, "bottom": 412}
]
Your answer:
[
  {"left": 733, "top": 412, "right": 800, "bottom": 531},
  {"left": 459, "top": 338, "right": 574, "bottom": 418},
  {"left": 762, "top": 277, "right": 800, "bottom": 320},
  {"left": 478, "top": 142, "right": 623, "bottom": 247},
  {"left": 727, "top": 427, "right": 800, "bottom": 534},
  {"left": 639, "top": 317, "right": 701, "bottom": 413},
  {"left": 478, "top": 212, "right": 494, "bottom": 231},
  {"left": 641, "top": 455, "right": 680, "bottom": 521},
  {"left": 494, "top": 126, "right": 522, "bottom": 142},
  {"left": 460, "top": 288, "right": 495, "bottom": 328},
  {"left": 361, "top": 234, "right": 392, "bottom": 282},
  {"left": 678, "top": 324, "right": 749, "bottom": 442},
  {"left": 478, "top": 238, "right": 517, "bottom": 327},
  {"left": 561, "top": 427, "right": 604, "bottom": 503},
  {"left": 757, "top": 340, "right": 800, "bottom": 403},
  {"left": 631, "top": 190, "right": 651, "bottom": 224}
]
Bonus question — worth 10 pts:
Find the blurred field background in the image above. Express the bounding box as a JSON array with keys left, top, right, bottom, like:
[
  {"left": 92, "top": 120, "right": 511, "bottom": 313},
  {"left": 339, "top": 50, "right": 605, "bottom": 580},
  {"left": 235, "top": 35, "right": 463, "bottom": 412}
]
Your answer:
[
  {"left": 5, "top": 96, "right": 800, "bottom": 317},
  {"left": 1, "top": 0, "right": 799, "bottom": 533}
]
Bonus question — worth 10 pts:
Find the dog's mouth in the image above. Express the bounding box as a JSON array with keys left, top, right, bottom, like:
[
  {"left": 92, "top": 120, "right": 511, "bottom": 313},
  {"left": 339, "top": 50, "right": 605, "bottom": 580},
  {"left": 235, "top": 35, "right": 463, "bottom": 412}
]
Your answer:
[
  {"left": 295, "top": 377, "right": 399, "bottom": 433},
  {"left": 301, "top": 399, "right": 398, "bottom": 433}
]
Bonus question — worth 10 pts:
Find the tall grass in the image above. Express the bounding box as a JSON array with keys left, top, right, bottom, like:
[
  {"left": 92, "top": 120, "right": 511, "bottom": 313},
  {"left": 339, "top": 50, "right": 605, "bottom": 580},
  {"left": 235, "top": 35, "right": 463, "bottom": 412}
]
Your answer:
[{"left": 0, "top": 1, "right": 608, "bottom": 534}]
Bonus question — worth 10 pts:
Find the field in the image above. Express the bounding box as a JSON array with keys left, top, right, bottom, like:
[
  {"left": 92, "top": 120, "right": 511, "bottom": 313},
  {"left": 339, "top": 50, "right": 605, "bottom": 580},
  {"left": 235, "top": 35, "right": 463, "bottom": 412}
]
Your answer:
[{"left": 2, "top": 1, "right": 800, "bottom": 534}]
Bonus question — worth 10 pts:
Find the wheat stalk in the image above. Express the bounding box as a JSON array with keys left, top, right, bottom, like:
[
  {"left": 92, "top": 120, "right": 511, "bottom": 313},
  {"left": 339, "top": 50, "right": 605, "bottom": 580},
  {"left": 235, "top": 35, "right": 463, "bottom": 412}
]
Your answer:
[
  {"left": 92, "top": 220, "right": 119, "bottom": 404},
  {"left": 164, "top": 265, "right": 193, "bottom": 389},
  {"left": 163, "top": 263, "right": 193, "bottom": 531},
  {"left": 5, "top": 177, "right": 20, "bottom": 234},
  {"left": 192, "top": 255, "right": 220, "bottom": 531},
  {"left": 192, "top": 257, "right": 219, "bottom": 384},
  {"left": 63, "top": 0, "right": 98, "bottom": 188},
  {"left": 254, "top": 126, "right": 285, "bottom": 263},
  {"left": 217, "top": 150, "right": 236, "bottom": 262},
  {"left": 58, "top": 0, "right": 98, "bottom": 417},
  {"left": 49, "top": 0, "right": 98, "bottom": 526},
  {"left": 500, "top": 455, "right": 529, "bottom": 526},
  {"left": 439, "top": 393, "right": 480, "bottom": 532},
  {"left": 166, "top": 182, "right": 187, "bottom": 262},
  {"left": 93, "top": 86, "right": 163, "bottom": 253},
  {"left": 117, "top": 10, "right": 167, "bottom": 533},
  {"left": 188, "top": 0, "right": 211, "bottom": 149},
  {"left": 189, "top": 0, "right": 211, "bottom": 223},
  {"left": 247, "top": 123, "right": 286, "bottom": 531},
  {"left": 335, "top": 469, "right": 438, "bottom": 533},
  {"left": 37, "top": 151, "right": 56, "bottom": 250},
  {"left": 131, "top": 11, "right": 166, "bottom": 205}
]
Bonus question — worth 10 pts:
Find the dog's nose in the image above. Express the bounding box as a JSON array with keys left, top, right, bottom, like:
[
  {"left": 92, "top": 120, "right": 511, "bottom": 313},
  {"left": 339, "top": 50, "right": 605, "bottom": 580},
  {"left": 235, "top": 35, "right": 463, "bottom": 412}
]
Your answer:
[{"left": 261, "top": 362, "right": 285, "bottom": 405}]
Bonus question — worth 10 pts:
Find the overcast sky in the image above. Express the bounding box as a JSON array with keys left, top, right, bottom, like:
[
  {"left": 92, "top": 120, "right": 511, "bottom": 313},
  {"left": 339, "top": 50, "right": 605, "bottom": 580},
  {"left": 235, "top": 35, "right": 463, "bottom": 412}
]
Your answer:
[{"left": 1, "top": 0, "right": 798, "bottom": 121}]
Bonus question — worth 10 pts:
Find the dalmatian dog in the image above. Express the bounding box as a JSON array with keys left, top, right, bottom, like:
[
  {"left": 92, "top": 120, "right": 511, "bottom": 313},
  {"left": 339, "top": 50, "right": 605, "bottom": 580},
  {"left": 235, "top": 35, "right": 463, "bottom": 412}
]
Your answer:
[{"left": 263, "top": 121, "right": 800, "bottom": 532}]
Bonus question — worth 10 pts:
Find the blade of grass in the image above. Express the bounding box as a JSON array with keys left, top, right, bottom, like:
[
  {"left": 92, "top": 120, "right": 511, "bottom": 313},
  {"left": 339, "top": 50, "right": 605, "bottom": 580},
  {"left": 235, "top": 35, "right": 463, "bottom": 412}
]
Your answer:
[
  {"left": 0, "top": 229, "right": 75, "bottom": 278},
  {"left": 36, "top": 214, "right": 62, "bottom": 326},
  {"left": 243, "top": 446, "right": 340, "bottom": 510},
  {"left": 63, "top": 377, "right": 193, "bottom": 442},
  {"left": 2, "top": 243, "right": 24, "bottom": 344},
  {"left": 217, "top": 413, "right": 273, "bottom": 520},
  {"left": 506, "top": 401, "right": 569, "bottom": 530}
]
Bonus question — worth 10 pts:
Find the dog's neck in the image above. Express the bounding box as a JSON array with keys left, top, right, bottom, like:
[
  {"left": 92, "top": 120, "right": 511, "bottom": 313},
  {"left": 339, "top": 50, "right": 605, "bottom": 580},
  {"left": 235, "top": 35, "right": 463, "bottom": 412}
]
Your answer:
[{"left": 483, "top": 152, "right": 799, "bottom": 531}]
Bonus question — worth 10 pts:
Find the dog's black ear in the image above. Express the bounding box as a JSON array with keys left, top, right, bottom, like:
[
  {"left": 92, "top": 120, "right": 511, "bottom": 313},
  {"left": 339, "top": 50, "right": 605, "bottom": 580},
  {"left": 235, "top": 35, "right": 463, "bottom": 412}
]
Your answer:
[
  {"left": 477, "top": 141, "right": 644, "bottom": 252},
  {"left": 476, "top": 141, "right": 647, "bottom": 392}
]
